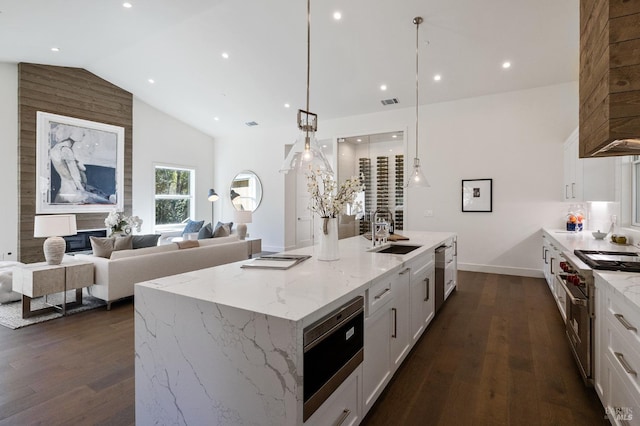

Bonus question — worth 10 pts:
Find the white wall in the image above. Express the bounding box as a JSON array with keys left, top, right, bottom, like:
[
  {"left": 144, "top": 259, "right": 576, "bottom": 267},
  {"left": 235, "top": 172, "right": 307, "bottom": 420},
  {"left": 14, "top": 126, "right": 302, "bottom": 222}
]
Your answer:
[
  {"left": 132, "top": 98, "right": 215, "bottom": 234},
  {"left": 214, "top": 82, "right": 578, "bottom": 276},
  {"left": 0, "top": 63, "right": 18, "bottom": 260}
]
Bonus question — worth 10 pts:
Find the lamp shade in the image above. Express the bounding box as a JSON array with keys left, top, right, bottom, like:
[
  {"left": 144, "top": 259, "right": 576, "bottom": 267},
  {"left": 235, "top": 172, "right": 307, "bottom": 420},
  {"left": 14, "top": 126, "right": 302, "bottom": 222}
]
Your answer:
[
  {"left": 208, "top": 189, "right": 219, "bottom": 202},
  {"left": 34, "top": 214, "right": 77, "bottom": 238},
  {"left": 234, "top": 210, "right": 252, "bottom": 224}
]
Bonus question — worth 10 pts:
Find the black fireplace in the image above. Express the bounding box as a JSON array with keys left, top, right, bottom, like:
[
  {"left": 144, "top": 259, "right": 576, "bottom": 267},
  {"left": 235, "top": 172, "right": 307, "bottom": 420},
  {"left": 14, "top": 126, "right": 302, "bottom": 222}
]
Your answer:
[{"left": 63, "top": 229, "right": 107, "bottom": 253}]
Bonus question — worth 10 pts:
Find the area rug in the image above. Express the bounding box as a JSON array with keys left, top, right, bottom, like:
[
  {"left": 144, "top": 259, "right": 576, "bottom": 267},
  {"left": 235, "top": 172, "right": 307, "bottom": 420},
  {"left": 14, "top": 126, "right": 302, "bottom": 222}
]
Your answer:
[{"left": 0, "top": 289, "right": 106, "bottom": 329}]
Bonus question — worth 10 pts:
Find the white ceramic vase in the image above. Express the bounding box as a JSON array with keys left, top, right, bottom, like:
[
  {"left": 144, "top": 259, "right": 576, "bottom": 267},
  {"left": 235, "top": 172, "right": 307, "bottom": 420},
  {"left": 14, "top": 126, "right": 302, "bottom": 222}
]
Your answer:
[{"left": 318, "top": 217, "right": 339, "bottom": 261}]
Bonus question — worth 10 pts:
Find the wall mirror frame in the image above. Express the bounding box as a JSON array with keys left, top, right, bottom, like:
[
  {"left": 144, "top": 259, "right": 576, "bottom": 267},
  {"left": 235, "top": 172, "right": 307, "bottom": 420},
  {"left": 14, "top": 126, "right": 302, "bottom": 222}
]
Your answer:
[{"left": 230, "top": 170, "right": 263, "bottom": 212}]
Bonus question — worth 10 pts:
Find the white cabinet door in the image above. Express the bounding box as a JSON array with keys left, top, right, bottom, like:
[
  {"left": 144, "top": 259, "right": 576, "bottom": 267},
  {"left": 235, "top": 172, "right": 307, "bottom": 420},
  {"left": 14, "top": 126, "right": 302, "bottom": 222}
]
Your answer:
[
  {"left": 363, "top": 299, "right": 392, "bottom": 416},
  {"left": 390, "top": 268, "right": 411, "bottom": 368},
  {"left": 304, "top": 366, "right": 362, "bottom": 426},
  {"left": 563, "top": 129, "right": 581, "bottom": 201},
  {"left": 410, "top": 266, "right": 434, "bottom": 342}
]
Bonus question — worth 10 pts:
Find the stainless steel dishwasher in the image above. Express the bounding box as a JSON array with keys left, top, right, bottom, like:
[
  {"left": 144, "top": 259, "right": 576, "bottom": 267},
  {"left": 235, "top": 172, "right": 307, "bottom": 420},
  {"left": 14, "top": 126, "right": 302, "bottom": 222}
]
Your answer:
[{"left": 435, "top": 245, "right": 446, "bottom": 313}]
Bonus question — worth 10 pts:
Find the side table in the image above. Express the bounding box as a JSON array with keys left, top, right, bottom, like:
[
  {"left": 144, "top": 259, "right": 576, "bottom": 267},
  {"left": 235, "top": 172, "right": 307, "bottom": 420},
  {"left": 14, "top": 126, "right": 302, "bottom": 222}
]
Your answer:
[
  {"left": 246, "top": 238, "right": 262, "bottom": 258},
  {"left": 12, "top": 259, "right": 94, "bottom": 318}
]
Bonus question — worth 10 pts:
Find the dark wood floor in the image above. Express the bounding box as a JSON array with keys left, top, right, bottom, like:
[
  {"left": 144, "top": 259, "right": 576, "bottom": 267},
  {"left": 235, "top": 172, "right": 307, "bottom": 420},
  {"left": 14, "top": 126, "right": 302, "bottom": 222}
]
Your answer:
[{"left": 0, "top": 272, "right": 608, "bottom": 425}]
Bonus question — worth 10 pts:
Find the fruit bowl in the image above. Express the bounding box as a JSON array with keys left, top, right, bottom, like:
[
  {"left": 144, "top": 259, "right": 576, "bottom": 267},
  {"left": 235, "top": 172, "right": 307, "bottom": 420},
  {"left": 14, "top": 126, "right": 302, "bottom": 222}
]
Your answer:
[{"left": 592, "top": 231, "right": 607, "bottom": 240}]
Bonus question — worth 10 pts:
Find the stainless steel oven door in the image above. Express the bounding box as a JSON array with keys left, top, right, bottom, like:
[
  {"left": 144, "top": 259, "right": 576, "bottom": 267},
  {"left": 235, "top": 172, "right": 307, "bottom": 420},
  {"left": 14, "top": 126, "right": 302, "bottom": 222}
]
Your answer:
[{"left": 556, "top": 273, "right": 591, "bottom": 382}]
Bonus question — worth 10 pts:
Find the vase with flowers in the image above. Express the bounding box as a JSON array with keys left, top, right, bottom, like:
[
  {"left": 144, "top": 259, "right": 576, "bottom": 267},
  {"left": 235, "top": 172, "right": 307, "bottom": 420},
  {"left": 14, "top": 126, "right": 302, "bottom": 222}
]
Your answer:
[
  {"left": 307, "top": 169, "right": 364, "bottom": 261},
  {"left": 105, "top": 211, "right": 143, "bottom": 236}
]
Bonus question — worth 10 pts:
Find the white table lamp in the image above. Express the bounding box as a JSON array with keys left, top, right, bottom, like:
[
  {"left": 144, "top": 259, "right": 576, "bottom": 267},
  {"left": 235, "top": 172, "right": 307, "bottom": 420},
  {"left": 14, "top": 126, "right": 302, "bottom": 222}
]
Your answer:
[
  {"left": 34, "top": 214, "right": 77, "bottom": 265},
  {"left": 234, "top": 210, "right": 252, "bottom": 240}
]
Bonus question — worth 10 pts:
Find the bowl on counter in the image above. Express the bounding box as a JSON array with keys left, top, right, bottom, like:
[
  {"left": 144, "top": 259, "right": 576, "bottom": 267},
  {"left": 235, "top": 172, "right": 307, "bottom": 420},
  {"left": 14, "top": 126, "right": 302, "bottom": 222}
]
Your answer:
[{"left": 592, "top": 231, "right": 607, "bottom": 240}]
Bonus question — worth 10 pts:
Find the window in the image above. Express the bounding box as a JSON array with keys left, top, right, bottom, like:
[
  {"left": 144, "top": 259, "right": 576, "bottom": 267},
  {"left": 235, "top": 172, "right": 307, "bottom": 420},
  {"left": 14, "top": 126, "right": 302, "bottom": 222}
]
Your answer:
[{"left": 155, "top": 165, "right": 195, "bottom": 229}]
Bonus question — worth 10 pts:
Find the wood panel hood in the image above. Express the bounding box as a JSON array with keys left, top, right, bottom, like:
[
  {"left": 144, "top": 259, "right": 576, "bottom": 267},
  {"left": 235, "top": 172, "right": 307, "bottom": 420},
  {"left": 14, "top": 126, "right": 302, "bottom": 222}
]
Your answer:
[{"left": 579, "top": 0, "right": 640, "bottom": 157}]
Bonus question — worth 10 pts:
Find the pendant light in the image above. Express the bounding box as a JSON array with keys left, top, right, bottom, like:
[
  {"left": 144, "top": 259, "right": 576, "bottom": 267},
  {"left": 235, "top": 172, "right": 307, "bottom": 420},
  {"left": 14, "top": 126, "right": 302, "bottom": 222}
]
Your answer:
[
  {"left": 279, "top": 0, "right": 333, "bottom": 175},
  {"left": 406, "top": 16, "right": 430, "bottom": 188}
]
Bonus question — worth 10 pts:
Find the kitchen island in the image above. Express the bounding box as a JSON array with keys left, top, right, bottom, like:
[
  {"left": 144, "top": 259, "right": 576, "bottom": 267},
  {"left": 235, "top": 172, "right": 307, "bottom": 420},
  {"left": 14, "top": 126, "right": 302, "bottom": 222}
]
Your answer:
[{"left": 135, "top": 231, "right": 455, "bottom": 425}]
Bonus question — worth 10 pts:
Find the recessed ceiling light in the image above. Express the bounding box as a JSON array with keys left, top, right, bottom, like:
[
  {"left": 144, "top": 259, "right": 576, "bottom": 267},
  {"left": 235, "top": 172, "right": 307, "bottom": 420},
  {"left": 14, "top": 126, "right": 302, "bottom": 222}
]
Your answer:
[
  {"left": 333, "top": 11, "right": 342, "bottom": 20},
  {"left": 502, "top": 61, "right": 511, "bottom": 69},
  {"left": 284, "top": 103, "right": 290, "bottom": 108},
  {"left": 214, "top": 116, "right": 220, "bottom": 121},
  {"left": 356, "top": 138, "right": 362, "bottom": 142},
  {"left": 433, "top": 74, "right": 441, "bottom": 81},
  {"left": 392, "top": 134, "right": 397, "bottom": 138},
  {"left": 221, "top": 52, "right": 229, "bottom": 59},
  {"left": 123, "top": 2, "right": 132, "bottom": 8},
  {"left": 322, "top": 144, "right": 328, "bottom": 148},
  {"left": 147, "top": 78, "right": 155, "bottom": 84},
  {"left": 380, "top": 84, "right": 387, "bottom": 91},
  {"left": 51, "top": 47, "right": 60, "bottom": 52}
]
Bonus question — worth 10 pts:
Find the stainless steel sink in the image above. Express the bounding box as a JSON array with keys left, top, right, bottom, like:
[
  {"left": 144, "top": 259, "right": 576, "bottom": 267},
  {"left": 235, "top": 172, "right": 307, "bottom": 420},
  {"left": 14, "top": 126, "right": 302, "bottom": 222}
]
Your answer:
[{"left": 371, "top": 244, "right": 422, "bottom": 255}]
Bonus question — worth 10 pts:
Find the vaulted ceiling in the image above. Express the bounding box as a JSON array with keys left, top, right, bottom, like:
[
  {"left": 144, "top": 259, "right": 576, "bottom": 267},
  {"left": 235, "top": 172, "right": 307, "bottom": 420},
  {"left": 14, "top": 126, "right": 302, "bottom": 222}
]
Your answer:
[{"left": 0, "top": 0, "right": 579, "bottom": 137}]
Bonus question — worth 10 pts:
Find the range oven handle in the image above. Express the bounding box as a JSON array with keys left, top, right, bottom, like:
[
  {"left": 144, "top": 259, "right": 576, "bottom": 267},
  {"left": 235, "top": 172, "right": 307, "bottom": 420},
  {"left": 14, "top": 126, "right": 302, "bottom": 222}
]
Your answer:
[{"left": 556, "top": 274, "right": 587, "bottom": 307}]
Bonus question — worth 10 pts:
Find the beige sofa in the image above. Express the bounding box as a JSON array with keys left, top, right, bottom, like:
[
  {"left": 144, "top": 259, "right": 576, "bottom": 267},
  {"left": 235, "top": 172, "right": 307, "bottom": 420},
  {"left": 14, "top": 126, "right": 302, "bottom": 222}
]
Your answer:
[{"left": 74, "top": 235, "right": 248, "bottom": 309}]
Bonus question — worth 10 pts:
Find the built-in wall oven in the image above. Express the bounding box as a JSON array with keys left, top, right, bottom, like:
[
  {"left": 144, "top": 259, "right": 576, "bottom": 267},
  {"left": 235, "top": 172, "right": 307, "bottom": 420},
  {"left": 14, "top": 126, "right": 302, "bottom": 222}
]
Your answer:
[{"left": 303, "top": 296, "right": 364, "bottom": 421}]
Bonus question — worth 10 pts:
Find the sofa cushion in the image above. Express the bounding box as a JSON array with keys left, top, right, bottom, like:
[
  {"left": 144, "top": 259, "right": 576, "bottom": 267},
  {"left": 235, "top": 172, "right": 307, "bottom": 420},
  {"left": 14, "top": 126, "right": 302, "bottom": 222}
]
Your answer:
[
  {"left": 176, "top": 240, "right": 199, "bottom": 249},
  {"left": 182, "top": 220, "right": 204, "bottom": 236},
  {"left": 109, "top": 243, "right": 178, "bottom": 260},
  {"left": 90, "top": 235, "right": 133, "bottom": 258},
  {"left": 198, "top": 223, "right": 213, "bottom": 239},
  {"left": 213, "top": 222, "right": 231, "bottom": 237},
  {"left": 197, "top": 235, "right": 239, "bottom": 247},
  {"left": 132, "top": 234, "right": 161, "bottom": 249}
]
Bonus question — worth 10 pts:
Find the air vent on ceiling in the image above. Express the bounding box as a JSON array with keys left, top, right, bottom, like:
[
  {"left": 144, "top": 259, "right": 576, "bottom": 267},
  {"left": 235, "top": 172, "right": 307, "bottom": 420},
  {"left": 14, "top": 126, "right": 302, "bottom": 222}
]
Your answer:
[
  {"left": 381, "top": 98, "right": 399, "bottom": 106},
  {"left": 245, "top": 121, "right": 259, "bottom": 127}
]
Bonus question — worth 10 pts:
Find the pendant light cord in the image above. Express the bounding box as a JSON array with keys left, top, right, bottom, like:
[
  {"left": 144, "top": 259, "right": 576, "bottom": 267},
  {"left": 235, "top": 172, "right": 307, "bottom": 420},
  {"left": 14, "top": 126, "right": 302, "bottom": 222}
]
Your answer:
[
  {"left": 304, "top": 0, "right": 311, "bottom": 145},
  {"left": 414, "top": 17, "right": 422, "bottom": 159}
]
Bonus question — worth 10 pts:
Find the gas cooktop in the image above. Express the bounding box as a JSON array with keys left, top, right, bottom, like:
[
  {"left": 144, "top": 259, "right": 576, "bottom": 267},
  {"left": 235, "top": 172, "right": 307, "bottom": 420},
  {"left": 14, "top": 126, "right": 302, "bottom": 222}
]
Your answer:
[{"left": 574, "top": 250, "right": 640, "bottom": 272}]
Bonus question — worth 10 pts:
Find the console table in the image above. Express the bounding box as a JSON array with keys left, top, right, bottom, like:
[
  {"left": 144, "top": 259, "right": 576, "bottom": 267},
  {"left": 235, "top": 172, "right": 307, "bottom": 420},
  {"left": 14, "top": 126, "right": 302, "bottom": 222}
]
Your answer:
[{"left": 12, "top": 259, "right": 94, "bottom": 318}]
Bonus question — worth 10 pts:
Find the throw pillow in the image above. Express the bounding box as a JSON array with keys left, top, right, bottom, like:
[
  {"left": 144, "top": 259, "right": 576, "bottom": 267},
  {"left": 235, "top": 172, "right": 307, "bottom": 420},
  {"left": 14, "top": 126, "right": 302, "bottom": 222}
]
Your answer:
[
  {"left": 90, "top": 235, "right": 133, "bottom": 258},
  {"left": 176, "top": 240, "right": 199, "bottom": 249},
  {"left": 182, "top": 220, "right": 204, "bottom": 236},
  {"left": 198, "top": 223, "right": 213, "bottom": 239},
  {"left": 132, "top": 234, "right": 161, "bottom": 249},
  {"left": 213, "top": 223, "right": 230, "bottom": 238},
  {"left": 90, "top": 236, "right": 115, "bottom": 258}
]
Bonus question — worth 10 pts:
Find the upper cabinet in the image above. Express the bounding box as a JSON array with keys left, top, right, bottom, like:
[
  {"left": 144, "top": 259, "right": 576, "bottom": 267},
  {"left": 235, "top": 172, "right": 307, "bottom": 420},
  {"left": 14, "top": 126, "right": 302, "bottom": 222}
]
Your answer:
[
  {"left": 579, "top": 0, "right": 640, "bottom": 157},
  {"left": 564, "top": 128, "right": 616, "bottom": 201}
]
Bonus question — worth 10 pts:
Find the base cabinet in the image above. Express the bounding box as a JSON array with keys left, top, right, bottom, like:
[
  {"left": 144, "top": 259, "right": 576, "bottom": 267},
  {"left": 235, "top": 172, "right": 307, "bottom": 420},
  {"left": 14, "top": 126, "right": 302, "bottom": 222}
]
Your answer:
[
  {"left": 410, "top": 255, "right": 435, "bottom": 342},
  {"left": 390, "top": 268, "right": 411, "bottom": 368},
  {"left": 304, "top": 366, "right": 362, "bottom": 426}
]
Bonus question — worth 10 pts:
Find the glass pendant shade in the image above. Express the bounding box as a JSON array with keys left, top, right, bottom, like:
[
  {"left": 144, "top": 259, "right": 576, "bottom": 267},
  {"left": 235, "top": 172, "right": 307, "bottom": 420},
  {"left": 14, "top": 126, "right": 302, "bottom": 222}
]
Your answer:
[
  {"left": 279, "top": 128, "right": 333, "bottom": 174},
  {"left": 406, "top": 157, "right": 430, "bottom": 188}
]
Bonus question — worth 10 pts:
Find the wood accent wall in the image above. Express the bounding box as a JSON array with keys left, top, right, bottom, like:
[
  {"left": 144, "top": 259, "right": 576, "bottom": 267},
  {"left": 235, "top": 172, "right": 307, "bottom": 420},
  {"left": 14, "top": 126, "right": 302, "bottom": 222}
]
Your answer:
[
  {"left": 18, "top": 63, "right": 133, "bottom": 263},
  {"left": 579, "top": 0, "right": 640, "bottom": 157}
]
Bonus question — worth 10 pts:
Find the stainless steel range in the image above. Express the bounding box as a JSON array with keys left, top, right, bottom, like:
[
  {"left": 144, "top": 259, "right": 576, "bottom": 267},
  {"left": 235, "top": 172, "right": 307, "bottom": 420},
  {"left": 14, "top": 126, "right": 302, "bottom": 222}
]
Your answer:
[{"left": 557, "top": 249, "right": 640, "bottom": 385}]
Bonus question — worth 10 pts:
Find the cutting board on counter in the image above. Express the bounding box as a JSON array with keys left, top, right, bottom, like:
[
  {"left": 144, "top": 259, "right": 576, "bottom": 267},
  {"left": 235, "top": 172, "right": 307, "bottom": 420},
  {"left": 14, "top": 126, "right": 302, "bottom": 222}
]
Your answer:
[{"left": 363, "top": 233, "right": 409, "bottom": 241}]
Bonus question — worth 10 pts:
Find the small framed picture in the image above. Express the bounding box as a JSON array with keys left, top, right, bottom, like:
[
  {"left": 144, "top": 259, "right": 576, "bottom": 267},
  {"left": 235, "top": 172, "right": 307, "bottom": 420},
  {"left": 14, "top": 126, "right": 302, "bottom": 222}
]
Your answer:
[{"left": 462, "top": 179, "right": 492, "bottom": 212}]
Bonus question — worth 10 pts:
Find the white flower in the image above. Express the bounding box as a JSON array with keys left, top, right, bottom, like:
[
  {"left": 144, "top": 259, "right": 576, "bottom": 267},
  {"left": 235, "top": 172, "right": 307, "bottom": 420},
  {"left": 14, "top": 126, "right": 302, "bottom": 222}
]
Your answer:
[
  {"left": 306, "top": 169, "right": 364, "bottom": 218},
  {"left": 104, "top": 211, "right": 143, "bottom": 234}
]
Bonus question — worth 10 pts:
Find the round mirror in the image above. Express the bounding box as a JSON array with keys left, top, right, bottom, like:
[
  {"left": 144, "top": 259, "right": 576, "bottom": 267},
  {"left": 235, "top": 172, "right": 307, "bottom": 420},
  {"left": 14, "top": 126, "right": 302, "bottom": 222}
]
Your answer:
[{"left": 230, "top": 170, "right": 263, "bottom": 212}]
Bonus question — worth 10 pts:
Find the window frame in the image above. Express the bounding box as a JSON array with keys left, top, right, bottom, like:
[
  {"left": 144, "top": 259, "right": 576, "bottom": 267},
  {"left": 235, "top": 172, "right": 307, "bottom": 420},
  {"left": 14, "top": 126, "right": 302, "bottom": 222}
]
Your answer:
[{"left": 154, "top": 164, "right": 196, "bottom": 232}]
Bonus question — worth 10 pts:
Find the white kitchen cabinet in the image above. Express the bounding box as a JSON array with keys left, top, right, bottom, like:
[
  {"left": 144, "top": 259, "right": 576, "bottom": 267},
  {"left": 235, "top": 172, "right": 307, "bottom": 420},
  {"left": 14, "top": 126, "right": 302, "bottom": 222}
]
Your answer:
[
  {"left": 563, "top": 127, "right": 616, "bottom": 202},
  {"left": 304, "top": 366, "right": 362, "bottom": 426},
  {"left": 595, "top": 274, "right": 640, "bottom": 425},
  {"left": 542, "top": 234, "right": 561, "bottom": 293},
  {"left": 363, "top": 275, "right": 393, "bottom": 415},
  {"left": 410, "top": 254, "right": 435, "bottom": 342},
  {"left": 390, "top": 267, "right": 411, "bottom": 369}
]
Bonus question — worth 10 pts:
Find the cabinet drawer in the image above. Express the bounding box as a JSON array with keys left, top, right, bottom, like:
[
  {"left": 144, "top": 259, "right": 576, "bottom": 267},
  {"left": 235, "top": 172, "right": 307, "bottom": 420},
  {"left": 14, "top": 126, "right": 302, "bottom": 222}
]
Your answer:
[
  {"left": 604, "top": 350, "right": 640, "bottom": 426},
  {"left": 304, "top": 365, "right": 361, "bottom": 426},
  {"left": 607, "top": 291, "right": 640, "bottom": 352},
  {"left": 407, "top": 252, "right": 434, "bottom": 280},
  {"left": 606, "top": 315, "right": 640, "bottom": 396},
  {"left": 367, "top": 275, "right": 393, "bottom": 316}
]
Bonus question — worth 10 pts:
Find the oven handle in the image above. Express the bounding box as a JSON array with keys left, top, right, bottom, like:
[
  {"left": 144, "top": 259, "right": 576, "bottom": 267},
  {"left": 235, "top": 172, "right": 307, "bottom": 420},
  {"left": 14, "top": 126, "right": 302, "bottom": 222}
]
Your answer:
[{"left": 556, "top": 275, "right": 587, "bottom": 307}]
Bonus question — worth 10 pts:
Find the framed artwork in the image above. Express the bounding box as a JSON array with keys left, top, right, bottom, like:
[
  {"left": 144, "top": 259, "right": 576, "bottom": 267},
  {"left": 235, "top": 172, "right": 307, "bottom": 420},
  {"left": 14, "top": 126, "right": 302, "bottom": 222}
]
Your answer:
[
  {"left": 36, "top": 111, "right": 125, "bottom": 214},
  {"left": 462, "top": 178, "right": 492, "bottom": 212}
]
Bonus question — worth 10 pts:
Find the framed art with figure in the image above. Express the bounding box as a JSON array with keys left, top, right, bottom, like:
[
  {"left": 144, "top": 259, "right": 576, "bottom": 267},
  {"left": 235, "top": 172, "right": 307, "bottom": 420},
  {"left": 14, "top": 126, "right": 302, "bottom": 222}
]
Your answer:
[
  {"left": 462, "top": 178, "right": 492, "bottom": 212},
  {"left": 36, "top": 111, "right": 124, "bottom": 214}
]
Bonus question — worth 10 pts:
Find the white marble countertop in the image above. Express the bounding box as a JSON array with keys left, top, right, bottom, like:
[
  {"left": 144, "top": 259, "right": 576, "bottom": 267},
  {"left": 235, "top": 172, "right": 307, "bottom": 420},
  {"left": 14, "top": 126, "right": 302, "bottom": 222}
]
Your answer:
[
  {"left": 594, "top": 271, "right": 640, "bottom": 312},
  {"left": 136, "top": 231, "right": 455, "bottom": 324},
  {"left": 543, "top": 228, "right": 639, "bottom": 253}
]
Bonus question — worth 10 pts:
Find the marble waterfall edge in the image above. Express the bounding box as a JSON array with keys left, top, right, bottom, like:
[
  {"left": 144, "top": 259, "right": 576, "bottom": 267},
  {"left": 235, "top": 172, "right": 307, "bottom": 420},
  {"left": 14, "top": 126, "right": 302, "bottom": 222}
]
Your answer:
[{"left": 135, "top": 286, "right": 303, "bottom": 425}]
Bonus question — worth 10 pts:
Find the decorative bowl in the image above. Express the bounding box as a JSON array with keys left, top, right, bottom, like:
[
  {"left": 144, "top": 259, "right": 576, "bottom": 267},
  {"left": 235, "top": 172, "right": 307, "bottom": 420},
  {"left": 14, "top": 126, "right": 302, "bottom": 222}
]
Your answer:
[{"left": 592, "top": 231, "right": 607, "bottom": 240}]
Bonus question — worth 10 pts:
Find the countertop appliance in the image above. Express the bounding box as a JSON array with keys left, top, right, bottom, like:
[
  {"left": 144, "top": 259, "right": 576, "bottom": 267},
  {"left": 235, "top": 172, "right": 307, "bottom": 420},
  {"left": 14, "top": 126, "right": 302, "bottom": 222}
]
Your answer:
[
  {"left": 303, "top": 296, "right": 364, "bottom": 421},
  {"left": 574, "top": 249, "right": 640, "bottom": 272}
]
